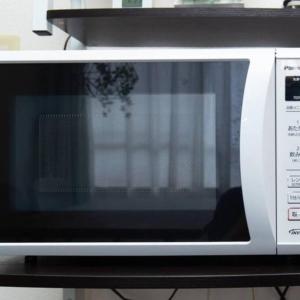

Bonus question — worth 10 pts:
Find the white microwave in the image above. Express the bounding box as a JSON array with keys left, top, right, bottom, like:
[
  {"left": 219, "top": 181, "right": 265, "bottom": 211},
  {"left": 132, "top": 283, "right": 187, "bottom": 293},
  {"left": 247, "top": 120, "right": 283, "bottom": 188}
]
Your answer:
[{"left": 0, "top": 48, "right": 298, "bottom": 256}]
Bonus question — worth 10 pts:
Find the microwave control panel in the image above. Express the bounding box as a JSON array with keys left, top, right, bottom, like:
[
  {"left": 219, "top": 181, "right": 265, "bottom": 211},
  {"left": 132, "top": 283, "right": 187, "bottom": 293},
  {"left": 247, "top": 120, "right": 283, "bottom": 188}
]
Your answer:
[{"left": 277, "top": 59, "right": 300, "bottom": 248}]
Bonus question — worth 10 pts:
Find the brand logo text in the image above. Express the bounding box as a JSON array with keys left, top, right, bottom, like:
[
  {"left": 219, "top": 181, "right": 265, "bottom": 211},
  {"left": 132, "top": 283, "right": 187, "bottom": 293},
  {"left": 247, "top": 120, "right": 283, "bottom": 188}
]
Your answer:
[{"left": 289, "top": 229, "right": 300, "bottom": 235}]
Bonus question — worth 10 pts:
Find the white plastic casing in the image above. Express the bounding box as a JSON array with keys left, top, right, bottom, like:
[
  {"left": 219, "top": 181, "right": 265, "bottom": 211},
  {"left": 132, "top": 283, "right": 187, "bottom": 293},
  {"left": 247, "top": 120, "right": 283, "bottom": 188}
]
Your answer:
[
  {"left": 277, "top": 49, "right": 300, "bottom": 254},
  {"left": 0, "top": 49, "right": 276, "bottom": 256}
]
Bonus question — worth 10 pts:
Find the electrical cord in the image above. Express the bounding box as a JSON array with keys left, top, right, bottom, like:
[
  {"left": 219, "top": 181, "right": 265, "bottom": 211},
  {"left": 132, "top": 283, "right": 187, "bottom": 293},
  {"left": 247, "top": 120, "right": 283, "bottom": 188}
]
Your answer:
[
  {"left": 274, "top": 286, "right": 290, "bottom": 300},
  {"left": 111, "top": 289, "right": 131, "bottom": 300},
  {"left": 110, "top": 289, "right": 179, "bottom": 300},
  {"left": 63, "top": 35, "right": 72, "bottom": 50},
  {"left": 168, "top": 289, "right": 178, "bottom": 300},
  {"left": 110, "top": 287, "right": 286, "bottom": 300}
]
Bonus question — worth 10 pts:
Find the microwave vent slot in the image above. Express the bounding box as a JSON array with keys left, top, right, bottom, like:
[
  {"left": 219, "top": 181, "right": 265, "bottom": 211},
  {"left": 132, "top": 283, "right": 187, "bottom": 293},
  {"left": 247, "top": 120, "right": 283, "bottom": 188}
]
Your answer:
[{"left": 38, "top": 114, "right": 89, "bottom": 193}]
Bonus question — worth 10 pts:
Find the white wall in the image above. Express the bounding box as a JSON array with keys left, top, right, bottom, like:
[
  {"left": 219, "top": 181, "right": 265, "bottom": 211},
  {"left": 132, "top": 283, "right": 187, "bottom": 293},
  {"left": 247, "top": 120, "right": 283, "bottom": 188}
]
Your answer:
[
  {"left": 0, "top": 256, "right": 63, "bottom": 300},
  {"left": 0, "top": 0, "right": 291, "bottom": 299},
  {"left": 79, "top": 287, "right": 300, "bottom": 300},
  {"left": 243, "top": 0, "right": 282, "bottom": 7},
  {"left": 0, "top": 287, "right": 63, "bottom": 300}
]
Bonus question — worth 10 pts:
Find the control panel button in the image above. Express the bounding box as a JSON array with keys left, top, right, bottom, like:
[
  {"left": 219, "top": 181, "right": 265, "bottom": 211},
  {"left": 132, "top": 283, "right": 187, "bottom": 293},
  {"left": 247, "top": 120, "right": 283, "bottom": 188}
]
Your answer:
[
  {"left": 287, "top": 175, "right": 300, "bottom": 188},
  {"left": 288, "top": 193, "right": 300, "bottom": 204},
  {"left": 286, "top": 105, "right": 300, "bottom": 112},
  {"left": 289, "top": 208, "right": 300, "bottom": 221}
]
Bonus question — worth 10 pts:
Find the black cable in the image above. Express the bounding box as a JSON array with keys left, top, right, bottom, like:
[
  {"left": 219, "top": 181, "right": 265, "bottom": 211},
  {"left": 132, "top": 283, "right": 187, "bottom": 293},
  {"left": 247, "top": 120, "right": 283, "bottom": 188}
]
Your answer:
[
  {"left": 283, "top": 0, "right": 299, "bottom": 7},
  {"left": 111, "top": 288, "right": 179, "bottom": 300},
  {"left": 168, "top": 289, "right": 178, "bottom": 300},
  {"left": 63, "top": 35, "right": 72, "bottom": 50},
  {"left": 274, "top": 286, "right": 290, "bottom": 300},
  {"left": 111, "top": 289, "right": 131, "bottom": 300}
]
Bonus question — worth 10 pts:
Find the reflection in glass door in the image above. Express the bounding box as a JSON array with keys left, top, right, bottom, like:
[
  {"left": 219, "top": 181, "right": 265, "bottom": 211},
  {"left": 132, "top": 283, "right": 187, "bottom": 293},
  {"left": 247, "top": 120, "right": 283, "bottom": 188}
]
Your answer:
[{"left": 0, "top": 60, "right": 250, "bottom": 242}]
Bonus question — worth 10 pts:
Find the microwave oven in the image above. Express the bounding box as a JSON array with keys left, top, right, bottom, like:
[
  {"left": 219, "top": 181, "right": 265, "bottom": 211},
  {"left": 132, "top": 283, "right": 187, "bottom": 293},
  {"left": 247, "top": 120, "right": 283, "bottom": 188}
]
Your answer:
[{"left": 0, "top": 48, "right": 298, "bottom": 256}]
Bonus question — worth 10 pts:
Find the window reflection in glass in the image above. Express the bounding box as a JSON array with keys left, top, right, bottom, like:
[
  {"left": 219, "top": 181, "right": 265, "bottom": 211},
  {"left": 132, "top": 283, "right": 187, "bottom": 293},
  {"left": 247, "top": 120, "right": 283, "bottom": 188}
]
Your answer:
[{"left": 2, "top": 61, "right": 250, "bottom": 242}]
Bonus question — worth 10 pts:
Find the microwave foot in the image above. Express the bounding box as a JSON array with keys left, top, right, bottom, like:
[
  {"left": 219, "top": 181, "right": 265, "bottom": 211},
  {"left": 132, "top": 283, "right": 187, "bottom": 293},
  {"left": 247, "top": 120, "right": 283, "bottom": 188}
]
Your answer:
[{"left": 24, "top": 256, "right": 38, "bottom": 265}]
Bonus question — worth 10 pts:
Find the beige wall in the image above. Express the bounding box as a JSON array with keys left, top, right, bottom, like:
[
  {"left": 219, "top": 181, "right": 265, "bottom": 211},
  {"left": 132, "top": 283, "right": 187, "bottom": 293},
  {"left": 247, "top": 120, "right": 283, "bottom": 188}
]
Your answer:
[
  {"left": 0, "top": 287, "right": 63, "bottom": 300},
  {"left": 243, "top": 0, "right": 282, "bottom": 7},
  {"left": 85, "top": 0, "right": 283, "bottom": 8},
  {"left": 80, "top": 287, "right": 300, "bottom": 300},
  {"left": 0, "top": 0, "right": 284, "bottom": 50},
  {"left": 0, "top": 0, "right": 285, "bottom": 50},
  {"left": 0, "top": 0, "right": 67, "bottom": 50}
]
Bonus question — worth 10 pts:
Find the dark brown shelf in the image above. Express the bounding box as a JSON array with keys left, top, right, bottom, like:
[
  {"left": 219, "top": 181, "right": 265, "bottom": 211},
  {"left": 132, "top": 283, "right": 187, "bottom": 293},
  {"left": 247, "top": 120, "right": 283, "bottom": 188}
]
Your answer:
[
  {"left": 47, "top": 7, "right": 300, "bottom": 20},
  {"left": 47, "top": 7, "right": 300, "bottom": 47},
  {"left": 2, "top": 256, "right": 300, "bottom": 288}
]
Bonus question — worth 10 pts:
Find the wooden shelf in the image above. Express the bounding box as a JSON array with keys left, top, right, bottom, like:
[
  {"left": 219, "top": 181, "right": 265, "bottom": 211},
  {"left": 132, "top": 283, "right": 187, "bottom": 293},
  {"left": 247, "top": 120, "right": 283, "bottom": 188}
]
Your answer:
[{"left": 48, "top": 7, "right": 300, "bottom": 47}]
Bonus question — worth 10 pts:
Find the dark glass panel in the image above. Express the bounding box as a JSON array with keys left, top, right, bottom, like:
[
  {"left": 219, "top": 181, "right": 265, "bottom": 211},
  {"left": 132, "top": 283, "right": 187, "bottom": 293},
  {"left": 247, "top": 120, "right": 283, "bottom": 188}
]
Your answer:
[{"left": 0, "top": 61, "right": 250, "bottom": 242}]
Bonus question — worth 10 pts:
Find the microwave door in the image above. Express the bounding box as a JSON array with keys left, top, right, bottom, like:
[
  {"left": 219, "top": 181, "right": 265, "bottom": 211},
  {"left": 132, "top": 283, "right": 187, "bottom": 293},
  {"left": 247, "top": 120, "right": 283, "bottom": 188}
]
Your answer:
[{"left": 0, "top": 49, "right": 276, "bottom": 256}]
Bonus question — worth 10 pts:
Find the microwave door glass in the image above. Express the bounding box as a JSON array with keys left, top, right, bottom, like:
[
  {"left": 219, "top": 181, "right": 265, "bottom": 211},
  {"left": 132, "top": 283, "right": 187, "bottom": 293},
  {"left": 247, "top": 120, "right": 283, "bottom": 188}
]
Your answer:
[{"left": 0, "top": 61, "right": 250, "bottom": 243}]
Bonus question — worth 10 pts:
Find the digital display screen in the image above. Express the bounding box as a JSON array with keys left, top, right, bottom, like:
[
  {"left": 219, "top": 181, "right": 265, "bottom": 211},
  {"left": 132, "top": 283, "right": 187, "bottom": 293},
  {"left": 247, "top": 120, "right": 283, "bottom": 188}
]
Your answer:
[{"left": 286, "top": 76, "right": 300, "bottom": 101}]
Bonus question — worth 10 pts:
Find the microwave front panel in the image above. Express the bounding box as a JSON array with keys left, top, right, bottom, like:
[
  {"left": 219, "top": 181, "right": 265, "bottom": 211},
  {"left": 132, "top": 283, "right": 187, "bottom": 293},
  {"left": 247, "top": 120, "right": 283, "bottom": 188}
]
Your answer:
[
  {"left": 0, "top": 61, "right": 251, "bottom": 244},
  {"left": 277, "top": 59, "right": 300, "bottom": 254}
]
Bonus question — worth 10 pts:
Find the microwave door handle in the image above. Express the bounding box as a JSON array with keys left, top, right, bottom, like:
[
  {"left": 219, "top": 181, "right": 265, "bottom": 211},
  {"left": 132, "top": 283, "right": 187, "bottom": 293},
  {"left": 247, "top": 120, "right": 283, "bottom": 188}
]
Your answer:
[{"left": 240, "top": 51, "right": 276, "bottom": 254}]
